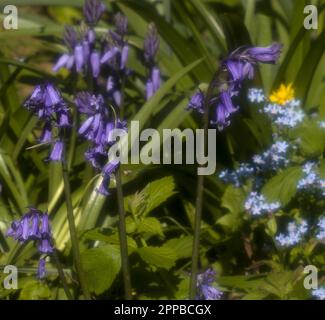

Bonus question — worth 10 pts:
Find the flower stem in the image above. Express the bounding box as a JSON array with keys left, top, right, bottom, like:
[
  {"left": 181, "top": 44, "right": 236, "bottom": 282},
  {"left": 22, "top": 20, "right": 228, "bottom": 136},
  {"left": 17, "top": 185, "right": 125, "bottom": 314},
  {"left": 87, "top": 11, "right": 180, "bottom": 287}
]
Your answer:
[
  {"left": 189, "top": 113, "right": 209, "bottom": 299},
  {"left": 52, "top": 249, "right": 73, "bottom": 300},
  {"left": 189, "top": 71, "right": 219, "bottom": 299},
  {"left": 62, "top": 156, "right": 91, "bottom": 300},
  {"left": 115, "top": 167, "right": 132, "bottom": 299}
]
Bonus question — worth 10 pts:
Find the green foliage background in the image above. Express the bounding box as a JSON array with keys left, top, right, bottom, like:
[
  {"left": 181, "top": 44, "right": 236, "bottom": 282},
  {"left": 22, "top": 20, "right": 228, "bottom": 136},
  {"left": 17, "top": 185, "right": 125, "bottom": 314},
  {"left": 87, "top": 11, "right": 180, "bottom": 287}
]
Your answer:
[{"left": 0, "top": 0, "right": 324, "bottom": 300}]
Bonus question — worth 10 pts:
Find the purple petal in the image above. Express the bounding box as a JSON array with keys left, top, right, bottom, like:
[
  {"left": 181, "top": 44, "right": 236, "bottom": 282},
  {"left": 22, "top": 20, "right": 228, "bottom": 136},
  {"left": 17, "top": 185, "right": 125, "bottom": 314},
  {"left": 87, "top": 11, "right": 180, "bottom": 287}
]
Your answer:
[
  {"left": 45, "top": 83, "right": 61, "bottom": 107},
  {"left": 100, "top": 47, "right": 119, "bottom": 64},
  {"left": 151, "top": 67, "right": 161, "bottom": 92},
  {"left": 106, "top": 76, "right": 115, "bottom": 91},
  {"left": 90, "top": 51, "right": 101, "bottom": 78},
  {"left": 38, "top": 238, "right": 54, "bottom": 254},
  {"left": 49, "top": 140, "right": 64, "bottom": 162},
  {"left": 52, "top": 53, "right": 70, "bottom": 72},
  {"left": 113, "top": 90, "right": 122, "bottom": 107},
  {"left": 40, "top": 122, "right": 52, "bottom": 143},
  {"left": 120, "top": 45, "right": 129, "bottom": 69},
  {"left": 146, "top": 80, "right": 154, "bottom": 100},
  {"left": 40, "top": 214, "right": 51, "bottom": 237},
  {"left": 74, "top": 45, "right": 85, "bottom": 72},
  {"left": 37, "top": 258, "right": 47, "bottom": 279}
]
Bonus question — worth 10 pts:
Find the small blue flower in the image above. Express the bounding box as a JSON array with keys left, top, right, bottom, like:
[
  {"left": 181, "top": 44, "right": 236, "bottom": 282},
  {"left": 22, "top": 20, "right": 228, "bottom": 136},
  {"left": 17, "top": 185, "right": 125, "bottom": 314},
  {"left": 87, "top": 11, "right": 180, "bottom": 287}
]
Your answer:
[
  {"left": 262, "top": 99, "right": 304, "bottom": 128},
  {"left": 245, "top": 192, "right": 281, "bottom": 216},
  {"left": 248, "top": 88, "right": 265, "bottom": 103},
  {"left": 276, "top": 220, "right": 308, "bottom": 247},
  {"left": 312, "top": 288, "right": 325, "bottom": 300},
  {"left": 316, "top": 217, "right": 325, "bottom": 240}
]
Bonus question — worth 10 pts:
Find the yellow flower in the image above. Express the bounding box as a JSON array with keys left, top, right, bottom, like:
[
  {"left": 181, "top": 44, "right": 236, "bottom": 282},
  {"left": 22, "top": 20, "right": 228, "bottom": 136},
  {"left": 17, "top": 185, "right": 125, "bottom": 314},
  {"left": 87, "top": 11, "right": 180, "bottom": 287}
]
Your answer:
[{"left": 269, "top": 83, "right": 294, "bottom": 105}]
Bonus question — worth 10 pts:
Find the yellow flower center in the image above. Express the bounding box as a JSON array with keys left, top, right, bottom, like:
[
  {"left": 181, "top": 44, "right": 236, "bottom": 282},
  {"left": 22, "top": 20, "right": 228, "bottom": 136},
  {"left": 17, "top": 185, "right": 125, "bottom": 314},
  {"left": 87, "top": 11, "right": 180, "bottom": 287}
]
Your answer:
[{"left": 269, "top": 83, "right": 295, "bottom": 105}]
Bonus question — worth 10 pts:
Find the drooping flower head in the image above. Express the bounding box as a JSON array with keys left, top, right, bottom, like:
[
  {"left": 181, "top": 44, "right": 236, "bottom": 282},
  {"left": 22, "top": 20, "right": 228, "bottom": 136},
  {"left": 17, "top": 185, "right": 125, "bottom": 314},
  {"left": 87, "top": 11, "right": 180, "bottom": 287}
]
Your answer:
[
  {"left": 24, "top": 83, "right": 71, "bottom": 162},
  {"left": 187, "top": 43, "right": 282, "bottom": 130},
  {"left": 7, "top": 208, "right": 54, "bottom": 279},
  {"left": 75, "top": 92, "right": 126, "bottom": 195},
  {"left": 100, "top": 13, "right": 129, "bottom": 107}
]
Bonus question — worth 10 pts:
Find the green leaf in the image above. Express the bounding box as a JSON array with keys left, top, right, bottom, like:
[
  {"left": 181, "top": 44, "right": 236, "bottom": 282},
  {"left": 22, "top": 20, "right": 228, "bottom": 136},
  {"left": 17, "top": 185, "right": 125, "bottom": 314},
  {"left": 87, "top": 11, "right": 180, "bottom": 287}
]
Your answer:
[
  {"left": 137, "top": 217, "right": 164, "bottom": 237},
  {"left": 125, "top": 176, "right": 176, "bottom": 218},
  {"left": 295, "top": 29, "right": 325, "bottom": 104},
  {"left": 142, "top": 176, "right": 176, "bottom": 216},
  {"left": 262, "top": 166, "right": 302, "bottom": 206},
  {"left": 81, "top": 245, "right": 121, "bottom": 295},
  {"left": 19, "top": 279, "right": 51, "bottom": 300},
  {"left": 221, "top": 185, "right": 245, "bottom": 214},
  {"left": 164, "top": 236, "right": 193, "bottom": 259},
  {"left": 217, "top": 185, "right": 245, "bottom": 231},
  {"left": 137, "top": 246, "right": 177, "bottom": 270},
  {"left": 293, "top": 121, "right": 325, "bottom": 156}
]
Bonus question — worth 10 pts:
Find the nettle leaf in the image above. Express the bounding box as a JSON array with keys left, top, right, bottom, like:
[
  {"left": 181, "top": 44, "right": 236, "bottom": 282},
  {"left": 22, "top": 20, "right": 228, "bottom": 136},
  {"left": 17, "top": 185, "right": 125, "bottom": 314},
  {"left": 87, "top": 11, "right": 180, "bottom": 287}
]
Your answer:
[
  {"left": 127, "top": 176, "right": 176, "bottom": 217},
  {"left": 142, "top": 176, "right": 176, "bottom": 216},
  {"left": 81, "top": 245, "right": 121, "bottom": 295},
  {"left": 137, "top": 246, "right": 177, "bottom": 270},
  {"left": 262, "top": 166, "right": 302, "bottom": 206},
  {"left": 137, "top": 217, "right": 164, "bottom": 237},
  {"left": 164, "top": 236, "right": 193, "bottom": 259},
  {"left": 83, "top": 229, "right": 138, "bottom": 253}
]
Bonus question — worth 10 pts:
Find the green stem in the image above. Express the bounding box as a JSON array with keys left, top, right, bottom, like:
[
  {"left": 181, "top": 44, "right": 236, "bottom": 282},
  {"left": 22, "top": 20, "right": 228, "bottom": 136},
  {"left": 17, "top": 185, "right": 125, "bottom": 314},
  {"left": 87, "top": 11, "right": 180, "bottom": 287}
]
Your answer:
[
  {"left": 52, "top": 249, "right": 73, "bottom": 300},
  {"left": 115, "top": 167, "right": 132, "bottom": 299},
  {"left": 62, "top": 155, "right": 91, "bottom": 300}
]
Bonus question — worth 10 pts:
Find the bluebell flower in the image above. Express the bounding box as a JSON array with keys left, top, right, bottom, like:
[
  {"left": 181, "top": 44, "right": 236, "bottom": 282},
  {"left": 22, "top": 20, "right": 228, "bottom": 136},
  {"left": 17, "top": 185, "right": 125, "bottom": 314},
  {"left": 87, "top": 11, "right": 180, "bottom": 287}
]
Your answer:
[
  {"left": 211, "top": 90, "right": 239, "bottom": 129},
  {"left": 75, "top": 92, "right": 126, "bottom": 196},
  {"left": 7, "top": 208, "right": 54, "bottom": 279},
  {"left": 245, "top": 43, "right": 282, "bottom": 63},
  {"left": 187, "top": 91, "right": 205, "bottom": 114},
  {"left": 37, "top": 258, "right": 47, "bottom": 280},
  {"left": 245, "top": 192, "right": 281, "bottom": 216},
  {"left": 24, "top": 83, "right": 71, "bottom": 162},
  {"left": 196, "top": 268, "right": 223, "bottom": 300},
  {"left": 312, "top": 288, "right": 325, "bottom": 300},
  {"left": 143, "top": 23, "right": 161, "bottom": 100},
  {"left": 144, "top": 23, "right": 160, "bottom": 66},
  {"left": 186, "top": 43, "right": 282, "bottom": 129},
  {"left": 83, "top": 0, "right": 105, "bottom": 27},
  {"left": 276, "top": 220, "right": 308, "bottom": 247},
  {"left": 114, "top": 12, "right": 128, "bottom": 38},
  {"left": 100, "top": 14, "right": 130, "bottom": 107}
]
